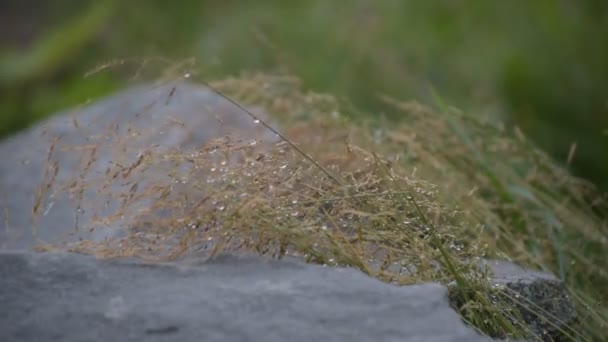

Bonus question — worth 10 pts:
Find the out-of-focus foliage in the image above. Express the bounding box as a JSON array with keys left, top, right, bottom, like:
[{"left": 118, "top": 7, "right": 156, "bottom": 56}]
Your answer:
[{"left": 1, "top": 0, "right": 606, "bottom": 189}]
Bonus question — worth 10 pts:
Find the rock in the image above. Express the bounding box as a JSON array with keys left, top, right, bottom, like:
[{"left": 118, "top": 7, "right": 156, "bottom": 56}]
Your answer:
[
  {"left": 0, "top": 251, "right": 490, "bottom": 342},
  {"left": 0, "top": 81, "right": 274, "bottom": 249},
  {"left": 448, "top": 259, "right": 577, "bottom": 341},
  {"left": 0, "top": 83, "right": 489, "bottom": 341},
  {"left": 482, "top": 260, "right": 577, "bottom": 341},
  {"left": 1, "top": 82, "right": 571, "bottom": 341}
]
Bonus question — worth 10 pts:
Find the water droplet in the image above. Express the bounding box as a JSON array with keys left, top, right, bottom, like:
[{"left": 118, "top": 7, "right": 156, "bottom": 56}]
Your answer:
[
  {"left": 253, "top": 119, "right": 260, "bottom": 124},
  {"left": 43, "top": 202, "right": 55, "bottom": 216}
]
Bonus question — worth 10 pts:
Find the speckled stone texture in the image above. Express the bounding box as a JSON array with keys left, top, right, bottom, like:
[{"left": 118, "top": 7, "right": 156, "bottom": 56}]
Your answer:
[{"left": 483, "top": 259, "right": 577, "bottom": 341}]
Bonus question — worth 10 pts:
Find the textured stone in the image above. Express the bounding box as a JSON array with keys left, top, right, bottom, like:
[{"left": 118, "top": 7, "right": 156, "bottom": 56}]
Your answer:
[
  {"left": 482, "top": 259, "right": 577, "bottom": 341},
  {"left": 0, "top": 251, "right": 490, "bottom": 342}
]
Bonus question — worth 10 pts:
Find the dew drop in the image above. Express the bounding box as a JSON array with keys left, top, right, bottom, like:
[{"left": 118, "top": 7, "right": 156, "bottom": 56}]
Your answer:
[{"left": 43, "top": 202, "right": 55, "bottom": 216}]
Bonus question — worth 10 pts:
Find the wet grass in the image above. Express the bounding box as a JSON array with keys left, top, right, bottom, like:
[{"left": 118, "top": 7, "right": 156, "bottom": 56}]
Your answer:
[{"left": 32, "top": 73, "right": 607, "bottom": 340}]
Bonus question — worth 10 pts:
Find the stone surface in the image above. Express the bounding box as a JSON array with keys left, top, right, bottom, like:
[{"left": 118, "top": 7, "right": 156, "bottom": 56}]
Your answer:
[
  {"left": 482, "top": 260, "right": 577, "bottom": 341},
  {"left": 0, "top": 251, "right": 490, "bottom": 342},
  {"left": 0, "top": 81, "right": 274, "bottom": 249}
]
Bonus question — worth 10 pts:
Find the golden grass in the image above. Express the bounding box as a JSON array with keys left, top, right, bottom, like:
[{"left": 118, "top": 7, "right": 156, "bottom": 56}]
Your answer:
[{"left": 34, "top": 73, "right": 607, "bottom": 340}]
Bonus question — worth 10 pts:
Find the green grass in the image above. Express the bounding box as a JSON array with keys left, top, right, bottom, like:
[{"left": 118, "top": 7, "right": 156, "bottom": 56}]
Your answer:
[{"left": 1, "top": 1, "right": 607, "bottom": 189}]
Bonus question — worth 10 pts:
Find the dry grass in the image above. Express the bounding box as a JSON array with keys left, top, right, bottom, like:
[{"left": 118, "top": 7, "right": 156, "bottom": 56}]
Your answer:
[{"left": 33, "top": 73, "right": 607, "bottom": 340}]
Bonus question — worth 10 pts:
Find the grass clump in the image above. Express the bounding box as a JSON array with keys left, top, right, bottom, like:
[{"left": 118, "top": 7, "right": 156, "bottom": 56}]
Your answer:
[{"left": 38, "top": 74, "right": 606, "bottom": 340}]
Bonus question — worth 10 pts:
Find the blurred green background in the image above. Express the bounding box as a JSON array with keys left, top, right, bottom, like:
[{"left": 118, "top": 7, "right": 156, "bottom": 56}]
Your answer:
[{"left": 1, "top": 0, "right": 607, "bottom": 190}]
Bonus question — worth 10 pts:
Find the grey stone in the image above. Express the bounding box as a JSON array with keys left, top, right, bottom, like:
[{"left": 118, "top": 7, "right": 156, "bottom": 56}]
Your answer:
[
  {"left": 0, "top": 251, "right": 490, "bottom": 342},
  {"left": 0, "top": 82, "right": 274, "bottom": 249},
  {"left": 1, "top": 82, "right": 561, "bottom": 341},
  {"left": 482, "top": 259, "right": 577, "bottom": 341}
]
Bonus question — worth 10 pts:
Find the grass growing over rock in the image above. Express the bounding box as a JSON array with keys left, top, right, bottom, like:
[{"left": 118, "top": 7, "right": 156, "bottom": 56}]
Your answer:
[{"left": 37, "top": 74, "right": 607, "bottom": 340}]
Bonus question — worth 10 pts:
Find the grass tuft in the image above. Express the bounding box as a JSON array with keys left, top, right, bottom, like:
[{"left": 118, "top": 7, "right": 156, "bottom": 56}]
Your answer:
[{"left": 34, "top": 72, "right": 607, "bottom": 340}]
